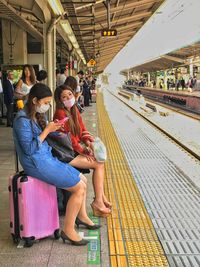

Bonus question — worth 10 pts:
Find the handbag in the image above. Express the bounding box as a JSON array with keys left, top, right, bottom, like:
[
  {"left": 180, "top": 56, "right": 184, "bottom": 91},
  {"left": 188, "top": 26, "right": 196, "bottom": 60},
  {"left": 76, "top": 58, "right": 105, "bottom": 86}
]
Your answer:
[
  {"left": 76, "top": 102, "right": 84, "bottom": 113},
  {"left": 47, "top": 132, "right": 74, "bottom": 163},
  {"left": 93, "top": 137, "right": 107, "bottom": 162}
]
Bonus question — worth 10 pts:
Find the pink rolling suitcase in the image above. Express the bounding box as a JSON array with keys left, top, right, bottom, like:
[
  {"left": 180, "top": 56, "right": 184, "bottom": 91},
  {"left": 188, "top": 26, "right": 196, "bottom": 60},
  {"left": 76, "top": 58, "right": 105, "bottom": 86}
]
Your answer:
[{"left": 9, "top": 172, "right": 60, "bottom": 247}]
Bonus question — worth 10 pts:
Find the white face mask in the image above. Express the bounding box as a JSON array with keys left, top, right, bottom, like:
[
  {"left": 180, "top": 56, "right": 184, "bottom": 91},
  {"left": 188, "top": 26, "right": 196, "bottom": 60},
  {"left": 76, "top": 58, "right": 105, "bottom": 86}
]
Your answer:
[
  {"left": 35, "top": 103, "right": 50, "bottom": 113},
  {"left": 63, "top": 97, "right": 75, "bottom": 109}
]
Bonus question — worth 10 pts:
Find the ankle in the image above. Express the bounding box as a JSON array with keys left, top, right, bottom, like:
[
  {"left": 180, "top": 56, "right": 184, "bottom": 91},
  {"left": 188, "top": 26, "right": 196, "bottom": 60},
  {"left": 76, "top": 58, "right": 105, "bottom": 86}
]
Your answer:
[
  {"left": 92, "top": 202, "right": 111, "bottom": 212},
  {"left": 93, "top": 200, "right": 107, "bottom": 209},
  {"left": 77, "top": 216, "right": 94, "bottom": 225}
]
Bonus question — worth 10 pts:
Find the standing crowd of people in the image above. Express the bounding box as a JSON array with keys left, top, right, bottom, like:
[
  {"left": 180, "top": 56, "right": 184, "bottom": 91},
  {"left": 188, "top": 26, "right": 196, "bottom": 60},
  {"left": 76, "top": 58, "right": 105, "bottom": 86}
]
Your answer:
[{"left": 1, "top": 64, "right": 111, "bottom": 246}]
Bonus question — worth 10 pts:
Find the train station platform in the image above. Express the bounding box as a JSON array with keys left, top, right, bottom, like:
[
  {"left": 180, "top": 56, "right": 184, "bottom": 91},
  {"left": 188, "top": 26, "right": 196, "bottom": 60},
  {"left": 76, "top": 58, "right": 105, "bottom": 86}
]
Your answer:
[
  {"left": 123, "top": 85, "right": 200, "bottom": 114},
  {"left": 1, "top": 86, "right": 200, "bottom": 267}
]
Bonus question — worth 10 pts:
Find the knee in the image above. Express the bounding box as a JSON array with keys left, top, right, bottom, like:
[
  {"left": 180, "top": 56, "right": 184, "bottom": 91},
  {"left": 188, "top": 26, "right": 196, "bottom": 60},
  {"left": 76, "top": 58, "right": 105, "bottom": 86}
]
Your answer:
[
  {"left": 78, "top": 181, "right": 87, "bottom": 195},
  {"left": 80, "top": 173, "right": 87, "bottom": 184}
]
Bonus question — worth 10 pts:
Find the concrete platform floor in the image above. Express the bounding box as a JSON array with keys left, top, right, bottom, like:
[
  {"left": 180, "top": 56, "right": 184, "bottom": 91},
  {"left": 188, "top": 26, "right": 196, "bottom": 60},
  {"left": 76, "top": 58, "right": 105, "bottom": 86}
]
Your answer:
[{"left": 0, "top": 102, "right": 109, "bottom": 267}]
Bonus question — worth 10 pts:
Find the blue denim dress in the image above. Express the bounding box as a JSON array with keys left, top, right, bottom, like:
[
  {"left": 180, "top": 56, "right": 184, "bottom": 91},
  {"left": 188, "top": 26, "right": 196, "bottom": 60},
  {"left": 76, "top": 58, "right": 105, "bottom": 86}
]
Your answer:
[{"left": 13, "top": 110, "right": 80, "bottom": 188}]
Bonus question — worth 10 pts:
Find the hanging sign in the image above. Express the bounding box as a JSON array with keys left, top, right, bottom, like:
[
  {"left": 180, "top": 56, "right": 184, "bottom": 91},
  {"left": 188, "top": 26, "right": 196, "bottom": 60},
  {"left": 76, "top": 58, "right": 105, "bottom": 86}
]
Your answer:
[
  {"left": 101, "top": 29, "right": 117, "bottom": 37},
  {"left": 87, "top": 58, "right": 96, "bottom": 67}
]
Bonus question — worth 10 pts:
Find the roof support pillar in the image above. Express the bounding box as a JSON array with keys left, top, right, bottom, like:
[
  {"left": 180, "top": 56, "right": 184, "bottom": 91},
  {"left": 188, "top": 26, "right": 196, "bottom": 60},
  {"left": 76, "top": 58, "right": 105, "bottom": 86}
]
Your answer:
[
  {"left": 45, "top": 17, "right": 61, "bottom": 119},
  {"left": 147, "top": 72, "right": 151, "bottom": 86},
  {"left": 189, "top": 58, "right": 193, "bottom": 78}
]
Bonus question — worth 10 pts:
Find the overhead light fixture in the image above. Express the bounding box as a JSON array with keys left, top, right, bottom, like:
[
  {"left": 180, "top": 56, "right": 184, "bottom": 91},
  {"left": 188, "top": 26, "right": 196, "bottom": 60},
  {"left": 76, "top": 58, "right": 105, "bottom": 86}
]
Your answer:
[
  {"left": 60, "top": 20, "right": 86, "bottom": 64},
  {"left": 73, "top": 43, "right": 79, "bottom": 49},
  {"left": 48, "top": 0, "right": 63, "bottom": 15},
  {"left": 60, "top": 20, "right": 73, "bottom": 36},
  {"left": 47, "top": 0, "right": 86, "bottom": 66}
]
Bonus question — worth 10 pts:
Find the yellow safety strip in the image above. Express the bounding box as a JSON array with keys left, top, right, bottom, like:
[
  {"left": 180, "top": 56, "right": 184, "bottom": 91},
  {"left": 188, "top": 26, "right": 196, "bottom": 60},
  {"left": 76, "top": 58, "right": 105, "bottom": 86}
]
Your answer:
[{"left": 97, "top": 92, "right": 169, "bottom": 267}]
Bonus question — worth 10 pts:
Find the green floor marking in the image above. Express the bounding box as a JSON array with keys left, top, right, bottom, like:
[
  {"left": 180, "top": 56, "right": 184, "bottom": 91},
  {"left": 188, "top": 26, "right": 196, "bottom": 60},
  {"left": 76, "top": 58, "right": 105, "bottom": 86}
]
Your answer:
[{"left": 87, "top": 213, "right": 101, "bottom": 265}]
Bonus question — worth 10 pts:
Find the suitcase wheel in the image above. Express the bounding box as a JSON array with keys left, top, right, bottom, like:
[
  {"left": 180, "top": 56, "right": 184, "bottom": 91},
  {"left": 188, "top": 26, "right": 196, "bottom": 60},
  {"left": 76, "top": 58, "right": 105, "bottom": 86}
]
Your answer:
[
  {"left": 11, "top": 234, "right": 20, "bottom": 244},
  {"left": 23, "top": 237, "right": 34, "bottom": 248},
  {"left": 54, "top": 229, "right": 60, "bottom": 240}
]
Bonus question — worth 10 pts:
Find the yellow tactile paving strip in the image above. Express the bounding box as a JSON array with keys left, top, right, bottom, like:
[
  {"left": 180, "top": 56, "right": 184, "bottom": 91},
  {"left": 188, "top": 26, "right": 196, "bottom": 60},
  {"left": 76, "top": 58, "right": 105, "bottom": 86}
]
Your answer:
[{"left": 97, "top": 93, "right": 169, "bottom": 267}]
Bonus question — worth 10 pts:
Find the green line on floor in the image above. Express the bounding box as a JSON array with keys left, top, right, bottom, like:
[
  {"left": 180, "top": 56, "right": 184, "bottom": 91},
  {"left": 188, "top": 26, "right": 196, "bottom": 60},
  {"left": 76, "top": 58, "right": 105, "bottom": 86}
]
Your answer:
[{"left": 87, "top": 213, "right": 101, "bottom": 265}]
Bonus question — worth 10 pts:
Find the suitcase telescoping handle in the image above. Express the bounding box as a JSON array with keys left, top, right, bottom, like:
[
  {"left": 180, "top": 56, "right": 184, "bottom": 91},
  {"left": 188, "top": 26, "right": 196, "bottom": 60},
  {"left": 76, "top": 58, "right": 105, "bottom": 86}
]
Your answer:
[
  {"left": 15, "top": 150, "right": 19, "bottom": 173},
  {"left": 15, "top": 150, "right": 24, "bottom": 176}
]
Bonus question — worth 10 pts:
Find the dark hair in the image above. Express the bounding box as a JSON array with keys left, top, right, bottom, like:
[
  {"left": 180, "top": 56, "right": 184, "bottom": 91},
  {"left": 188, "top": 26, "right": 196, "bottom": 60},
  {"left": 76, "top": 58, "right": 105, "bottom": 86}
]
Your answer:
[
  {"left": 64, "top": 76, "right": 77, "bottom": 91},
  {"left": 21, "top": 64, "right": 36, "bottom": 84},
  {"left": 77, "top": 70, "right": 84, "bottom": 76},
  {"left": 60, "top": 68, "right": 66, "bottom": 74},
  {"left": 56, "top": 69, "right": 60, "bottom": 75},
  {"left": 37, "top": 70, "right": 47, "bottom": 82},
  {"left": 27, "top": 83, "right": 52, "bottom": 129},
  {"left": 54, "top": 84, "right": 80, "bottom": 136}
]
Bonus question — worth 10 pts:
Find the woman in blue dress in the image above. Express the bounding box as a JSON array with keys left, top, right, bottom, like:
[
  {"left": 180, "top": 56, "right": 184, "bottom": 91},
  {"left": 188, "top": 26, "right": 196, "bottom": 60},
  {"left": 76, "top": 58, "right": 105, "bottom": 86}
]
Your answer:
[{"left": 13, "top": 83, "right": 100, "bottom": 246}]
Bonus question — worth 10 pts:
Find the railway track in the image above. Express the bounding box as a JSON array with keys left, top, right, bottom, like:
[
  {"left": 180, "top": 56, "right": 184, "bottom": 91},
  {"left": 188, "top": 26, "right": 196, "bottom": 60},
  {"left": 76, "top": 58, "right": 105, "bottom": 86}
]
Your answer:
[{"left": 111, "top": 89, "right": 200, "bottom": 162}]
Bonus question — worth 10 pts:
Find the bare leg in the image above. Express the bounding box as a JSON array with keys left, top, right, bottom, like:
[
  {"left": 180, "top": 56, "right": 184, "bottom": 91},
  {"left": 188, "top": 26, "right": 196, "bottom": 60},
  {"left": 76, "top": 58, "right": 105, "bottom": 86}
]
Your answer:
[
  {"left": 63, "top": 180, "right": 86, "bottom": 241},
  {"left": 78, "top": 173, "right": 94, "bottom": 225},
  {"left": 102, "top": 192, "right": 112, "bottom": 208},
  {"left": 91, "top": 163, "right": 106, "bottom": 208},
  {"left": 70, "top": 155, "right": 111, "bottom": 212}
]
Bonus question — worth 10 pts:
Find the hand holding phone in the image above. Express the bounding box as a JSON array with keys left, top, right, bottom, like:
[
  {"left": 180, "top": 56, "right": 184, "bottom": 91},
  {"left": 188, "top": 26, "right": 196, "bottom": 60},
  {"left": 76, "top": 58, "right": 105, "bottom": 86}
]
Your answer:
[{"left": 54, "top": 117, "right": 68, "bottom": 124}]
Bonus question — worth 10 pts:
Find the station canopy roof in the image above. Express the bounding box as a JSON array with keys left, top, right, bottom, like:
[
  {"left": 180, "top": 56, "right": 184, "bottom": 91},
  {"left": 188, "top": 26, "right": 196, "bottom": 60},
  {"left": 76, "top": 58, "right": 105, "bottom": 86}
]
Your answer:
[
  {"left": 63, "top": 0, "right": 165, "bottom": 72},
  {"left": 0, "top": 0, "right": 165, "bottom": 72},
  {"left": 129, "top": 41, "right": 200, "bottom": 73}
]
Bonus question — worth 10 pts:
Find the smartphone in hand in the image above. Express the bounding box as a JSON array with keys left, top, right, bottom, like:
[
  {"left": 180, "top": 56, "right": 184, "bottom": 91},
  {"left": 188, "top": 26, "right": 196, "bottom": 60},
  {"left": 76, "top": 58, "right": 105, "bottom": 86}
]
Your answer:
[{"left": 54, "top": 117, "right": 68, "bottom": 124}]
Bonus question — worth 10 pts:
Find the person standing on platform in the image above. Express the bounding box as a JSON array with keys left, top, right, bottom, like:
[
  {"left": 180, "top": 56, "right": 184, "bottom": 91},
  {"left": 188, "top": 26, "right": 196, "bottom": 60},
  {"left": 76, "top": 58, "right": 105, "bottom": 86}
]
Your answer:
[
  {"left": 83, "top": 76, "right": 91, "bottom": 107},
  {"left": 0, "top": 70, "right": 5, "bottom": 125},
  {"left": 57, "top": 68, "right": 67, "bottom": 86},
  {"left": 36, "top": 70, "right": 47, "bottom": 84},
  {"left": 167, "top": 78, "right": 170, "bottom": 90},
  {"left": 180, "top": 77, "right": 185, "bottom": 90},
  {"left": 15, "top": 64, "right": 36, "bottom": 100},
  {"left": 76, "top": 70, "right": 84, "bottom": 88},
  {"left": 3, "top": 71, "right": 14, "bottom": 127},
  {"left": 76, "top": 70, "right": 84, "bottom": 107}
]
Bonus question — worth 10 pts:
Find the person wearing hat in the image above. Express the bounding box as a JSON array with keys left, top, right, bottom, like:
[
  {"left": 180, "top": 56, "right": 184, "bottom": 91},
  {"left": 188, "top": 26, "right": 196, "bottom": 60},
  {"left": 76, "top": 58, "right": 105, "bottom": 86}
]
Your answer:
[{"left": 54, "top": 84, "right": 112, "bottom": 217}]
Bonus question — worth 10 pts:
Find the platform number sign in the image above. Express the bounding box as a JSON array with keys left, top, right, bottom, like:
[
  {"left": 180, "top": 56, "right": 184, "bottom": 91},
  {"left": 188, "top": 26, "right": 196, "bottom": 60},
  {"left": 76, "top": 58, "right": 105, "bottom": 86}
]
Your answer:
[
  {"left": 87, "top": 59, "right": 96, "bottom": 67},
  {"left": 101, "top": 29, "right": 117, "bottom": 37}
]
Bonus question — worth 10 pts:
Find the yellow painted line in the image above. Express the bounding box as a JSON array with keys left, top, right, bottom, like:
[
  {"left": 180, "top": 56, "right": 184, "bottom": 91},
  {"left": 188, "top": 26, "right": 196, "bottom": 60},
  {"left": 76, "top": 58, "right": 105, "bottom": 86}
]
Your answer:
[{"left": 97, "top": 93, "right": 169, "bottom": 267}]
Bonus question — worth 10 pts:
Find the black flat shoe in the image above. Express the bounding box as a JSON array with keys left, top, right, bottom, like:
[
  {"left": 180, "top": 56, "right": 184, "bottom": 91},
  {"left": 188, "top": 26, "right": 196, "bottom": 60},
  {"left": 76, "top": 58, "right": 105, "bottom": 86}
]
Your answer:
[
  {"left": 60, "top": 230, "right": 89, "bottom": 246},
  {"left": 75, "top": 218, "right": 101, "bottom": 230}
]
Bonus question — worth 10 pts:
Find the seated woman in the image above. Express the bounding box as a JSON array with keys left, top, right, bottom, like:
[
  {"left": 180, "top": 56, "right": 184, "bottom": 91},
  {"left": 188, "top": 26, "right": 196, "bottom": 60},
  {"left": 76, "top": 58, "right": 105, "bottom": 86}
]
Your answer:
[
  {"left": 54, "top": 82, "right": 112, "bottom": 217},
  {"left": 13, "top": 83, "right": 100, "bottom": 246}
]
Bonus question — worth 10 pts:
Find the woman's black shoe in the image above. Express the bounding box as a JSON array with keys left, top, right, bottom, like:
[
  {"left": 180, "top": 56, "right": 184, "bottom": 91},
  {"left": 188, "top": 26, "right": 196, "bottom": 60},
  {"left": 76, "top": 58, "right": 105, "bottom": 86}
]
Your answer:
[
  {"left": 75, "top": 218, "right": 101, "bottom": 230},
  {"left": 60, "top": 231, "right": 89, "bottom": 246}
]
